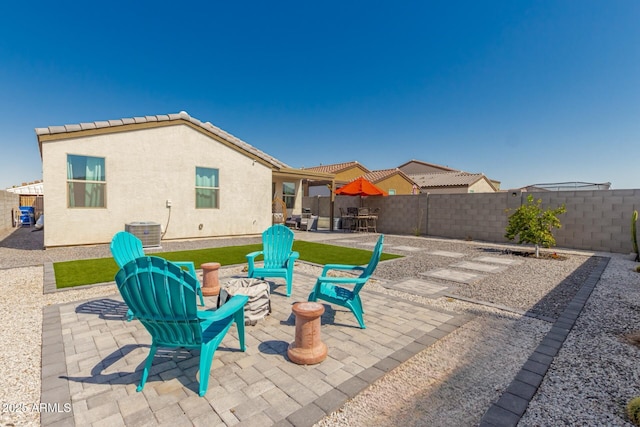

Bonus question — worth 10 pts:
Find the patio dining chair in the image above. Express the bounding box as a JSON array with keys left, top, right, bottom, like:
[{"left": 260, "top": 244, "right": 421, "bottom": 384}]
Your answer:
[
  {"left": 115, "top": 256, "right": 248, "bottom": 397},
  {"left": 246, "top": 224, "right": 300, "bottom": 297},
  {"left": 367, "top": 207, "right": 380, "bottom": 233},
  {"left": 340, "top": 207, "right": 356, "bottom": 232},
  {"left": 110, "top": 231, "right": 205, "bottom": 321},
  {"left": 308, "top": 234, "right": 384, "bottom": 328}
]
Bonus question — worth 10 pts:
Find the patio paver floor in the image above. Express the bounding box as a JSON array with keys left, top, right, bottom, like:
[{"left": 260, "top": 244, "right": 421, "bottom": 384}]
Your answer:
[{"left": 41, "top": 269, "right": 471, "bottom": 426}]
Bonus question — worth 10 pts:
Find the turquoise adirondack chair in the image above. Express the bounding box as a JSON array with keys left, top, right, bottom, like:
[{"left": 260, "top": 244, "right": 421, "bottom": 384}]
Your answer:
[
  {"left": 110, "top": 231, "right": 205, "bottom": 320},
  {"left": 115, "top": 256, "right": 248, "bottom": 397},
  {"left": 308, "top": 234, "right": 384, "bottom": 329},
  {"left": 246, "top": 224, "right": 300, "bottom": 297}
]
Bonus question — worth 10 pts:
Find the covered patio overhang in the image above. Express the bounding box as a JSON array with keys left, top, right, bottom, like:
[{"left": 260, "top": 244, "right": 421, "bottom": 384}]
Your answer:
[{"left": 272, "top": 168, "right": 336, "bottom": 230}]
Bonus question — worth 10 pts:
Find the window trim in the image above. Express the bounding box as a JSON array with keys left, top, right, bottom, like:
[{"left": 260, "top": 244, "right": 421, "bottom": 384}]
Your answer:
[
  {"left": 282, "top": 181, "right": 296, "bottom": 209},
  {"left": 66, "top": 154, "right": 106, "bottom": 209},
  {"left": 195, "top": 166, "right": 220, "bottom": 209}
]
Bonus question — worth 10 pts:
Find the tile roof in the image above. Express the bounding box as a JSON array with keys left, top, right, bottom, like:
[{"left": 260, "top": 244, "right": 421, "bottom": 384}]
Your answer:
[
  {"left": 410, "top": 171, "right": 491, "bottom": 188},
  {"left": 302, "top": 161, "right": 369, "bottom": 174},
  {"left": 397, "top": 159, "right": 459, "bottom": 172},
  {"left": 35, "top": 111, "right": 291, "bottom": 170},
  {"left": 363, "top": 168, "right": 416, "bottom": 184}
]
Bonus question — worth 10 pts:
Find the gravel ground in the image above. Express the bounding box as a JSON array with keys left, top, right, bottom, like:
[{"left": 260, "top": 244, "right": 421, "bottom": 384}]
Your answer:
[
  {"left": 313, "top": 235, "right": 634, "bottom": 427},
  {"left": 0, "top": 267, "right": 118, "bottom": 426},
  {"left": 1, "top": 228, "right": 638, "bottom": 426},
  {"left": 520, "top": 255, "right": 640, "bottom": 426}
]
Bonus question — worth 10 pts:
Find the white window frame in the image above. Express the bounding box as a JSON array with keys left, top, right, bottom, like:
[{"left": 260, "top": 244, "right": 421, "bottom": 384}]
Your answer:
[
  {"left": 196, "top": 167, "right": 220, "bottom": 209},
  {"left": 66, "top": 154, "right": 106, "bottom": 208},
  {"left": 283, "top": 182, "right": 296, "bottom": 209}
]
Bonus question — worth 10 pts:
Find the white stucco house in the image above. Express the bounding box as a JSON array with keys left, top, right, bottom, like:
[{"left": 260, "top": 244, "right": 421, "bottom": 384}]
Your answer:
[{"left": 35, "top": 111, "right": 333, "bottom": 248}]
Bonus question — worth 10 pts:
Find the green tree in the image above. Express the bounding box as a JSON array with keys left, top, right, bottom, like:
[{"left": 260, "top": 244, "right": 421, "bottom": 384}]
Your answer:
[{"left": 505, "top": 195, "right": 566, "bottom": 258}]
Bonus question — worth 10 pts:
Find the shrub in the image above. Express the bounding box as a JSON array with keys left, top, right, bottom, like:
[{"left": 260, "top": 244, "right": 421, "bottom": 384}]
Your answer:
[{"left": 628, "top": 396, "right": 640, "bottom": 426}]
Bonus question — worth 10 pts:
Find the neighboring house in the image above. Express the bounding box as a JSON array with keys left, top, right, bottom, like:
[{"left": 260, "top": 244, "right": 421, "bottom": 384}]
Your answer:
[
  {"left": 397, "top": 159, "right": 459, "bottom": 175},
  {"left": 302, "top": 161, "right": 370, "bottom": 196},
  {"left": 362, "top": 168, "right": 418, "bottom": 195},
  {"left": 399, "top": 159, "right": 501, "bottom": 192},
  {"left": 410, "top": 171, "right": 498, "bottom": 194},
  {"left": 35, "top": 111, "right": 332, "bottom": 247},
  {"left": 301, "top": 162, "right": 418, "bottom": 195}
]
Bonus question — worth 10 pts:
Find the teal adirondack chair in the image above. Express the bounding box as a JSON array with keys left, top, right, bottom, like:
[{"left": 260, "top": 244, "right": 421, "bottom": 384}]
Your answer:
[
  {"left": 246, "top": 224, "right": 300, "bottom": 297},
  {"left": 308, "top": 234, "right": 384, "bottom": 329},
  {"left": 115, "top": 256, "right": 248, "bottom": 397},
  {"left": 110, "top": 231, "right": 205, "bottom": 320}
]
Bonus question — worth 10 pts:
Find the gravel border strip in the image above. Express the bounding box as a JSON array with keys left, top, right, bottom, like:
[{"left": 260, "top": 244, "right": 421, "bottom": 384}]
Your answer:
[{"left": 478, "top": 256, "right": 610, "bottom": 426}]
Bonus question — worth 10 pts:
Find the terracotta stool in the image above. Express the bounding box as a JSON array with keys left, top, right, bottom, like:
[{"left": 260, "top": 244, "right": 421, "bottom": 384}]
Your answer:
[
  {"left": 200, "top": 262, "right": 221, "bottom": 296},
  {"left": 287, "top": 302, "right": 328, "bottom": 365}
]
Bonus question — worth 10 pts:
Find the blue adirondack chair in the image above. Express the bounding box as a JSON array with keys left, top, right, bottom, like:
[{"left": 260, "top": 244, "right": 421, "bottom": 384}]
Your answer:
[
  {"left": 308, "top": 234, "right": 384, "bottom": 329},
  {"left": 115, "top": 256, "right": 248, "bottom": 397},
  {"left": 110, "top": 231, "right": 205, "bottom": 320},
  {"left": 246, "top": 224, "right": 300, "bottom": 297}
]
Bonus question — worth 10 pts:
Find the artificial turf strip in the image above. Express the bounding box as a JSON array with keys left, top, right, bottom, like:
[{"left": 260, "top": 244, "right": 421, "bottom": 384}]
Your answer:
[{"left": 54, "top": 241, "right": 402, "bottom": 289}]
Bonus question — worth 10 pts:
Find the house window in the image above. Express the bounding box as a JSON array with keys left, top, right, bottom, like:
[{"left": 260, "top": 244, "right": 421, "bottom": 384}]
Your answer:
[
  {"left": 67, "top": 154, "right": 106, "bottom": 208},
  {"left": 283, "top": 182, "right": 296, "bottom": 209},
  {"left": 388, "top": 189, "right": 396, "bottom": 195},
  {"left": 196, "top": 167, "right": 219, "bottom": 208}
]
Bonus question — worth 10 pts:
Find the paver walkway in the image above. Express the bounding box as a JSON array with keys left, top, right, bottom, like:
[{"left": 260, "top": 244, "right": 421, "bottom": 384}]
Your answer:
[{"left": 41, "top": 268, "right": 472, "bottom": 426}]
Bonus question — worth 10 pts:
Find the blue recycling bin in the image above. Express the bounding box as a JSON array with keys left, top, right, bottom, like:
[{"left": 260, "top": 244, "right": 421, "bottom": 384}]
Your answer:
[{"left": 19, "top": 206, "right": 35, "bottom": 227}]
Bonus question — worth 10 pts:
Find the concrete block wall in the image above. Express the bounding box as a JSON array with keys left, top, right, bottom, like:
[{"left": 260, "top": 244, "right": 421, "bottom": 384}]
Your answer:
[
  {"left": 369, "top": 195, "right": 424, "bottom": 235},
  {"left": 426, "top": 192, "right": 515, "bottom": 243},
  {"left": 532, "top": 189, "right": 640, "bottom": 253},
  {"left": 304, "top": 189, "right": 640, "bottom": 254},
  {"left": 0, "top": 190, "right": 20, "bottom": 234}
]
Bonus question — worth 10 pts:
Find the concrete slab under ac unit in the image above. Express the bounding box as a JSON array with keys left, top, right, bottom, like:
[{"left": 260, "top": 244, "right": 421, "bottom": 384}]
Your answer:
[
  {"left": 473, "top": 256, "right": 524, "bottom": 266},
  {"left": 427, "top": 250, "right": 466, "bottom": 258},
  {"left": 420, "top": 268, "right": 484, "bottom": 284},
  {"left": 450, "top": 261, "right": 508, "bottom": 273},
  {"left": 384, "top": 278, "right": 452, "bottom": 298}
]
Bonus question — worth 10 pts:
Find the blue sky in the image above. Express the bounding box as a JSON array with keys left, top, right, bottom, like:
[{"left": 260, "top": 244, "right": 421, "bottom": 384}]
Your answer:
[{"left": 1, "top": 1, "right": 638, "bottom": 190}]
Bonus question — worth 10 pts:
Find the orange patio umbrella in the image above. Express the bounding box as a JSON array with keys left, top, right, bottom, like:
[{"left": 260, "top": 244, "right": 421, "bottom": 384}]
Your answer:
[{"left": 335, "top": 176, "right": 388, "bottom": 197}]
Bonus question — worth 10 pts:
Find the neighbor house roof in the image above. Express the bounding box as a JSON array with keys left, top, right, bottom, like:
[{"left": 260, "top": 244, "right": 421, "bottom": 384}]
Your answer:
[
  {"left": 35, "top": 111, "right": 292, "bottom": 171},
  {"left": 397, "top": 159, "right": 459, "bottom": 173},
  {"left": 363, "top": 168, "right": 417, "bottom": 185},
  {"left": 411, "top": 171, "right": 497, "bottom": 190},
  {"left": 302, "top": 161, "right": 370, "bottom": 175},
  {"left": 6, "top": 180, "right": 44, "bottom": 195}
]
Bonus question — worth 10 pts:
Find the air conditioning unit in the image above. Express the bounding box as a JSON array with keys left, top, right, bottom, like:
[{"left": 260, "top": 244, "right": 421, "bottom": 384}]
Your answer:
[{"left": 125, "top": 222, "right": 162, "bottom": 248}]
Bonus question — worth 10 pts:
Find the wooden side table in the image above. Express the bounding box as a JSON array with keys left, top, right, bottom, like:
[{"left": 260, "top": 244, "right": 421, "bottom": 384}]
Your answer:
[
  {"left": 201, "top": 262, "right": 221, "bottom": 296},
  {"left": 287, "top": 302, "right": 328, "bottom": 365}
]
